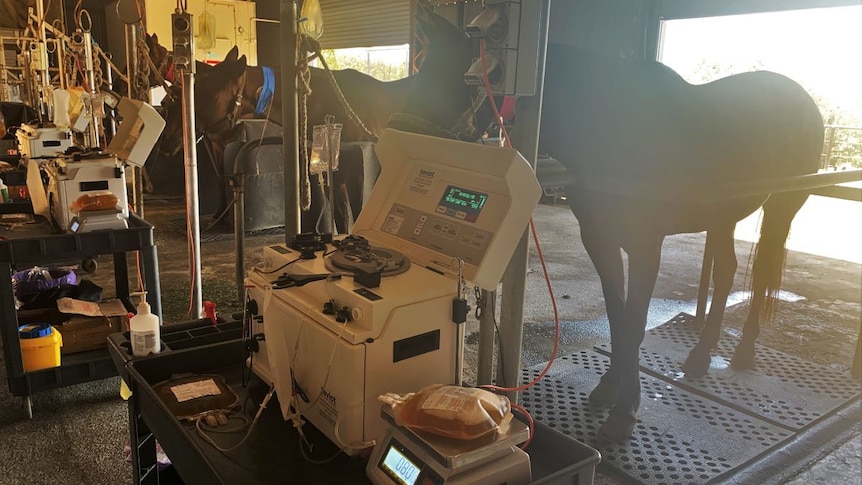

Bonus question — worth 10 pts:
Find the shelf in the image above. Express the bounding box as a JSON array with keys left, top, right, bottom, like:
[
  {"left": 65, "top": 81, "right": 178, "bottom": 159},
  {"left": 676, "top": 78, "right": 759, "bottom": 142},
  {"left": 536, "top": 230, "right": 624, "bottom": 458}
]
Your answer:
[
  {"left": 7, "top": 347, "right": 117, "bottom": 397},
  {"left": 1, "top": 215, "right": 161, "bottom": 410},
  {"left": 119, "top": 340, "right": 601, "bottom": 485},
  {"left": 0, "top": 213, "right": 155, "bottom": 266}
]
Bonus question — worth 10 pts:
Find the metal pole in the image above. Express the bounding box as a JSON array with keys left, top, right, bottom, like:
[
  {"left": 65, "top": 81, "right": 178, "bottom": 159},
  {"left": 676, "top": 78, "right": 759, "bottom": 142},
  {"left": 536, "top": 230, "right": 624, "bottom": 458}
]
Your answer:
[
  {"left": 124, "top": 24, "right": 145, "bottom": 217},
  {"left": 477, "top": 289, "right": 495, "bottom": 384},
  {"left": 281, "top": 0, "right": 301, "bottom": 242},
  {"left": 35, "top": 0, "right": 50, "bottom": 121},
  {"left": 124, "top": 24, "right": 138, "bottom": 98},
  {"left": 83, "top": 32, "right": 100, "bottom": 148},
  {"left": 493, "top": 0, "right": 550, "bottom": 403},
  {"left": 181, "top": 74, "right": 203, "bottom": 318},
  {"left": 234, "top": 175, "right": 245, "bottom": 303}
]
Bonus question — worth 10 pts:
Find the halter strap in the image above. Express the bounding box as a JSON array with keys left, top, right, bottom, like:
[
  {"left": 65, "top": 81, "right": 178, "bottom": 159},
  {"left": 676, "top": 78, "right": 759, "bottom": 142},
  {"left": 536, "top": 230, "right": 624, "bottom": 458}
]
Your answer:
[{"left": 197, "top": 71, "right": 247, "bottom": 141}]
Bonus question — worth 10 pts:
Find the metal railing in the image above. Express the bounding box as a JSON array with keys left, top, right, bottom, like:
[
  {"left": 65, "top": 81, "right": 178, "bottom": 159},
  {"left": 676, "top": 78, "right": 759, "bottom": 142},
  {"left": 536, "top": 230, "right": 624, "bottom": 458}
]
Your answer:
[{"left": 821, "top": 124, "right": 862, "bottom": 170}]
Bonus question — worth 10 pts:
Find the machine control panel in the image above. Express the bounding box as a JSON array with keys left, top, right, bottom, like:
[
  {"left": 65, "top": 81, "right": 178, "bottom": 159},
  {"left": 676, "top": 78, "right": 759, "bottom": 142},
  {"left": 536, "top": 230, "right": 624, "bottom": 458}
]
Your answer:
[{"left": 359, "top": 129, "right": 542, "bottom": 290}]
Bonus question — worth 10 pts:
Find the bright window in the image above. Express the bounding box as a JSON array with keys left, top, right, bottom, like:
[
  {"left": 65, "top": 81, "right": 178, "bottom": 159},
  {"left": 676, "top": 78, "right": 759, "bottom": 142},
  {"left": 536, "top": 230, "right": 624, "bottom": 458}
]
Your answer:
[{"left": 312, "top": 44, "right": 410, "bottom": 81}]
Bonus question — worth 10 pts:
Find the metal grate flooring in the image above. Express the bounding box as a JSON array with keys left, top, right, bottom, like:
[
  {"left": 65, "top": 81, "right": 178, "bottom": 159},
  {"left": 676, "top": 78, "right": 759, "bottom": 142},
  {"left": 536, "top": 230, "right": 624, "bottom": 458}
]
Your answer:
[
  {"left": 595, "top": 313, "right": 861, "bottom": 430},
  {"left": 521, "top": 313, "right": 861, "bottom": 485}
]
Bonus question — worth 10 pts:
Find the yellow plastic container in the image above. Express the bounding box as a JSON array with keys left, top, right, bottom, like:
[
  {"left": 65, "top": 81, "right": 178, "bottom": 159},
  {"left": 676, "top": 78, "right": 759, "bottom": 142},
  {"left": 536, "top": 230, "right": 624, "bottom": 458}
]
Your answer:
[{"left": 18, "top": 323, "right": 62, "bottom": 372}]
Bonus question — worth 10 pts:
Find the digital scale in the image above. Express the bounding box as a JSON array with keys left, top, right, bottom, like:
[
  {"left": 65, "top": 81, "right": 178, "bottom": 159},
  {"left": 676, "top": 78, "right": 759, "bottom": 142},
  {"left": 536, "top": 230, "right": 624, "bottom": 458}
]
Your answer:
[
  {"left": 367, "top": 406, "right": 531, "bottom": 485},
  {"left": 244, "top": 129, "right": 541, "bottom": 466},
  {"left": 69, "top": 208, "right": 128, "bottom": 232}
]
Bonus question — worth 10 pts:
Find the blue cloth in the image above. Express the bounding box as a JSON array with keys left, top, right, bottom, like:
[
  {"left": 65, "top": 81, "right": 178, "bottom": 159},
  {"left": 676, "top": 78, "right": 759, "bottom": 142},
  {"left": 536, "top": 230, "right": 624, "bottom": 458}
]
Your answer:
[{"left": 255, "top": 66, "right": 275, "bottom": 115}]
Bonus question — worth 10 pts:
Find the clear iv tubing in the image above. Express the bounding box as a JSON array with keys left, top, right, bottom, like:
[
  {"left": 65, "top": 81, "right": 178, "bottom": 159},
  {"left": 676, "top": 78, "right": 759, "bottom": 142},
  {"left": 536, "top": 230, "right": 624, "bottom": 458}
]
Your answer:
[{"left": 195, "top": 385, "right": 276, "bottom": 453}]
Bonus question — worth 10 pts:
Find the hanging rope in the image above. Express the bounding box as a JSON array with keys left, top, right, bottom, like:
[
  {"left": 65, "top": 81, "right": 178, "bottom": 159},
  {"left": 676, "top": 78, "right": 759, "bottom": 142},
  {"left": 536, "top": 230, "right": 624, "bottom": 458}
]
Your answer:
[{"left": 297, "top": 34, "right": 314, "bottom": 211}]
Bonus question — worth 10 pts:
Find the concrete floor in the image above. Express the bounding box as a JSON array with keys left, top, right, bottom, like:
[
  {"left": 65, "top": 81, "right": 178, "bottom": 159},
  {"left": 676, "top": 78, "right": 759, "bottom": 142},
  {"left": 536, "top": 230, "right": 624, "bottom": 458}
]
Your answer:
[{"left": 0, "top": 196, "right": 859, "bottom": 484}]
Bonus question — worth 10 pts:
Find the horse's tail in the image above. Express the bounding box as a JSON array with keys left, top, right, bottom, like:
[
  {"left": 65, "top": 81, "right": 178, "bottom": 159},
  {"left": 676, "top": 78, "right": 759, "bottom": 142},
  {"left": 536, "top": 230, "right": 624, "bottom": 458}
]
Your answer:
[
  {"left": 749, "top": 77, "right": 824, "bottom": 324},
  {"left": 750, "top": 191, "right": 809, "bottom": 322}
]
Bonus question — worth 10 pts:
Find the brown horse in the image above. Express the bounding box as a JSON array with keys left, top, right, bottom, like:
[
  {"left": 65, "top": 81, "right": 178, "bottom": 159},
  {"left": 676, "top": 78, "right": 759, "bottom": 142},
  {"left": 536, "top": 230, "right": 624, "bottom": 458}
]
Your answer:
[
  {"left": 155, "top": 6, "right": 475, "bottom": 231},
  {"left": 157, "top": 51, "right": 414, "bottom": 158},
  {"left": 403, "top": 13, "right": 825, "bottom": 441},
  {"left": 155, "top": 48, "right": 414, "bottom": 231}
]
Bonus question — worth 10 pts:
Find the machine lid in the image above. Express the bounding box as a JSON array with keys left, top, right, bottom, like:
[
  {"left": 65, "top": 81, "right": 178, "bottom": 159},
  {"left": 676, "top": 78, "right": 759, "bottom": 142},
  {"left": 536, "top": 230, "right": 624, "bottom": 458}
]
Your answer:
[
  {"left": 107, "top": 98, "right": 165, "bottom": 168},
  {"left": 353, "top": 129, "right": 541, "bottom": 291}
]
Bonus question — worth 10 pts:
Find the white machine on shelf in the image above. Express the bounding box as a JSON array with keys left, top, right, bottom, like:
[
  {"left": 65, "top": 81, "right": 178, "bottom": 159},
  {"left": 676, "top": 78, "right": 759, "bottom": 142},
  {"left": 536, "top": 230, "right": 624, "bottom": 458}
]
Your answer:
[
  {"left": 245, "top": 129, "right": 541, "bottom": 457},
  {"left": 26, "top": 98, "right": 165, "bottom": 232},
  {"left": 16, "top": 124, "right": 74, "bottom": 159},
  {"left": 43, "top": 152, "right": 130, "bottom": 231}
]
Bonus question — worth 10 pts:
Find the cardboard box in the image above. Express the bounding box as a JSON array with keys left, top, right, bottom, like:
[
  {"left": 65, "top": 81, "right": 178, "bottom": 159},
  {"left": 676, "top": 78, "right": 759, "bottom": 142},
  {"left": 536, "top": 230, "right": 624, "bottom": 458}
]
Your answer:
[
  {"left": 18, "top": 299, "right": 129, "bottom": 355},
  {"left": 55, "top": 298, "right": 129, "bottom": 354}
]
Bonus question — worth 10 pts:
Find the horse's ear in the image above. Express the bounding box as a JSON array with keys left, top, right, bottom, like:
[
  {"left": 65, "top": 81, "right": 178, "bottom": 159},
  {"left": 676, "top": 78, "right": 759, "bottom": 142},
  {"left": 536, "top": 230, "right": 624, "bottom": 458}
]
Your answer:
[
  {"left": 223, "top": 55, "right": 247, "bottom": 80},
  {"left": 415, "top": 3, "right": 436, "bottom": 38},
  {"left": 224, "top": 46, "right": 240, "bottom": 63},
  {"left": 196, "top": 61, "right": 213, "bottom": 77}
]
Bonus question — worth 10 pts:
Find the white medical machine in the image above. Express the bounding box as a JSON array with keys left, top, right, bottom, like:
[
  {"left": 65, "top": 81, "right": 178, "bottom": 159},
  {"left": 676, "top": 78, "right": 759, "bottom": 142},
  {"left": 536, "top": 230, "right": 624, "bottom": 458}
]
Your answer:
[
  {"left": 244, "top": 129, "right": 541, "bottom": 457},
  {"left": 27, "top": 98, "right": 165, "bottom": 232},
  {"left": 16, "top": 124, "right": 74, "bottom": 159}
]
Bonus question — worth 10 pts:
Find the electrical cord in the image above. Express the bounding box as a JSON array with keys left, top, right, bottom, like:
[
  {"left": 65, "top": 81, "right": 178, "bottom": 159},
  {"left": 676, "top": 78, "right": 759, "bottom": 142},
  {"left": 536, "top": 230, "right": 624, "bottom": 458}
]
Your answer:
[
  {"left": 474, "top": 41, "right": 560, "bottom": 425},
  {"left": 477, "top": 38, "right": 560, "bottom": 392},
  {"left": 253, "top": 256, "right": 303, "bottom": 275}
]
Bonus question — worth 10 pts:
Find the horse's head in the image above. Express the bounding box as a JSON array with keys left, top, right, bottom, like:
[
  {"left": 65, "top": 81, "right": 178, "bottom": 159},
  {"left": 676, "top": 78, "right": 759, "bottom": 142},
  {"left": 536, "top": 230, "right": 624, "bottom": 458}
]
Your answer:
[
  {"left": 145, "top": 33, "right": 172, "bottom": 81},
  {"left": 395, "top": 5, "right": 479, "bottom": 140},
  {"left": 158, "top": 47, "right": 245, "bottom": 156}
]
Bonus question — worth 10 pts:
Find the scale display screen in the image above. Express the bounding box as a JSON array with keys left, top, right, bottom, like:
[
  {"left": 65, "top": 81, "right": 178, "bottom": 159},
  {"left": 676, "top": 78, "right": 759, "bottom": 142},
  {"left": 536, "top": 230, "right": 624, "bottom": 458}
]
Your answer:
[
  {"left": 435, "top": 185, "right": 488, "bottom": 223},
  {"left": 380, "top": 441, "right": 422, "bottom": 485}
]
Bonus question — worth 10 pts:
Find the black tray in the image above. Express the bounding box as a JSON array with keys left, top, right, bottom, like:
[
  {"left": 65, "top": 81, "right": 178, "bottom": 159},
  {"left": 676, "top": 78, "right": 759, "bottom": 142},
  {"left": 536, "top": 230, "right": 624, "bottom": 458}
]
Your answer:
[
  {"left": 0, "top": 213, "right": 154, "bottom": 265},
  {"left": 123, "top": 340, "right": 600, "bottom": 485}
]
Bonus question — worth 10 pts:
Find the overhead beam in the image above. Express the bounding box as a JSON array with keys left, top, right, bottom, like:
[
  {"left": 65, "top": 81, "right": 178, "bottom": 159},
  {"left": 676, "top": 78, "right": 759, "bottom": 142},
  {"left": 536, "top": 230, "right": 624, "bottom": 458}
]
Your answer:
[{"left": 654, "top": 0, "right": 861, "bottom": 20}]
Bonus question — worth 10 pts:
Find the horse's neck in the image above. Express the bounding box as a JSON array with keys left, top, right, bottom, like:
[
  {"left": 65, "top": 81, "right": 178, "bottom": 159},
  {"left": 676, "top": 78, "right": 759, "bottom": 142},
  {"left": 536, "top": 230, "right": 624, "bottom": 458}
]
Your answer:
[
  {"left": 262, "top": 67, "right": 415, "bottom": 135},
  {"left": 334, "top": 70, "right": 415, "bottom": 128}
]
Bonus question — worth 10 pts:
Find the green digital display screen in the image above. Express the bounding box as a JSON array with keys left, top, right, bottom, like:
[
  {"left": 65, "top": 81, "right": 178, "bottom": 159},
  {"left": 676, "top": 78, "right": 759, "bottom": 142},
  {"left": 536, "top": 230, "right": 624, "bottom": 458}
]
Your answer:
[{"left": 436, "top": 185, "right": 488, "bottom": 223}]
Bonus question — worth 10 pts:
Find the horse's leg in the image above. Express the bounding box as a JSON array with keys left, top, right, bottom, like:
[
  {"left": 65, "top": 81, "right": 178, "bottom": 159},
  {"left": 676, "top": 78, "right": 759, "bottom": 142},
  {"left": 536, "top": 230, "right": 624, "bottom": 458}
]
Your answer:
[
  {"left": 682, "top": 225, "right": 737, "bottom": 377},
  {"left": 733, "top": 191, "right": 808, "bottom": 370},
  {"left": 141, "top": 167, "right": 154, "bottom": 193},
  {"left": 579, "top": 225, "right": 625, "bottom": 407},
  {"left": 601, "top": 236, "right": 664, "bottom": 441}
]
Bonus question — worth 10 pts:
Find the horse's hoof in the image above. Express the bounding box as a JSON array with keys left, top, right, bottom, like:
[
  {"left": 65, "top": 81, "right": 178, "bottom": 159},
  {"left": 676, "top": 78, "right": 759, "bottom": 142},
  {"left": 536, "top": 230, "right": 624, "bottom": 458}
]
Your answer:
[
  {"left": 588, "top": 380, "right": 620, "bottom": 407},
  {"left": 730, "top": 350, "right": 756, "bottom": 370},
  {"left": 681, "top": 348, "right": 711, "bottom": 377},
  {"left": 598, "top": 411, "right": 637, "bottom": 442}
]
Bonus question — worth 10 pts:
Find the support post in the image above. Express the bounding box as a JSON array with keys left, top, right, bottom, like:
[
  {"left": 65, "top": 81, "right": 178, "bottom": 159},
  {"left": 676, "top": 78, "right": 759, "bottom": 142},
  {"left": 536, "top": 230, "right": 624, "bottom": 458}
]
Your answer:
[
  {"left": 180, "top": 70, "right": 203, "bottom": 318},
  {"left": 281, "top": 1, "right": 301, "bottom": 242},
  {"left": 489, "top": 0, "right": 550, "bottom": 403}
]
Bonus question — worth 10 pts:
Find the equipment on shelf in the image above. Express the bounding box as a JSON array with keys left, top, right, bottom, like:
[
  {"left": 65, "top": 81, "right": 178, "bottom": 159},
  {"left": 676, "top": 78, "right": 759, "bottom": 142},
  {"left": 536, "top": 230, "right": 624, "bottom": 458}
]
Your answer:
[
  {"left": 15, "top": 124, "right": 73, "bottom": 159},
  {"left": 42, "top": 152, "right": 129, "bottom": 232},
  {"left": 244, "top": 129, "right": 541, "bottom": 455}
]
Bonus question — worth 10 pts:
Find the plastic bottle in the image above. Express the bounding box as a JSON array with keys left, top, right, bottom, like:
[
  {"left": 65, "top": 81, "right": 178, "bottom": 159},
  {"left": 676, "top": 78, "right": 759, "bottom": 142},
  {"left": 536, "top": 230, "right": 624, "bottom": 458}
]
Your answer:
[{"left": 130, "top": 292, "right": 160, "bottom": 357}]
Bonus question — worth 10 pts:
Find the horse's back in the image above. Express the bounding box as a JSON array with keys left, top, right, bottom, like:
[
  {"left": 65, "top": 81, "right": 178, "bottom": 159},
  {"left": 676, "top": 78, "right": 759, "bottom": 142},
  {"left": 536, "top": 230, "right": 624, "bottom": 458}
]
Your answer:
[
  {"left": 694, "top": 70, "right": 824, "bottom": 178},
  {"left": 540, "top": 44, "right": 823, "bottom": 185}
]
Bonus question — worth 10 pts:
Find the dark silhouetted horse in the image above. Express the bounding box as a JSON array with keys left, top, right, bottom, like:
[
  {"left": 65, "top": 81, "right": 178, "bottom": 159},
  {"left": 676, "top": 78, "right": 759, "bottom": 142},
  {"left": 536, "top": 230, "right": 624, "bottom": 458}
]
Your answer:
[{"left": 401, "top": 15, "right": 825, "bottom": 441}]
